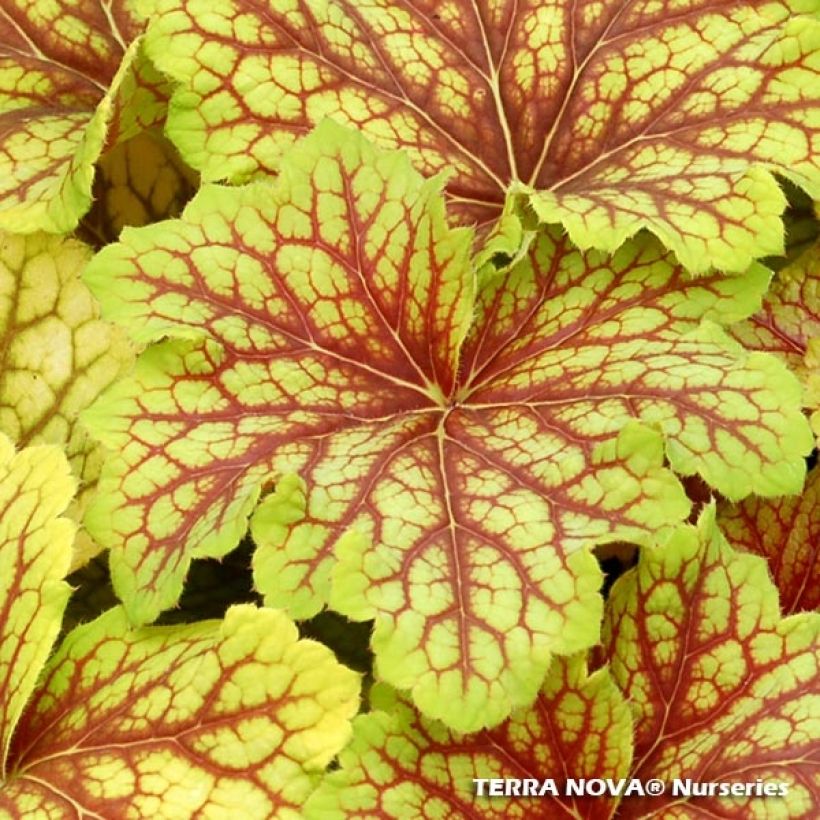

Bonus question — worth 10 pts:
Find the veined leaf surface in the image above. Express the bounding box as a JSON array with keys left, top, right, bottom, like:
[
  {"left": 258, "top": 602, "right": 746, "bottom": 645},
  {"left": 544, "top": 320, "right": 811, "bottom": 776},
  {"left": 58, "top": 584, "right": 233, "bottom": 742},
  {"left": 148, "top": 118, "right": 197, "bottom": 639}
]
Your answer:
[
  {"left": 305, "top": 657, "right": 632, "bottom": 819},
  {"left": 807, "top": 338, "right": 820, "bottom": 443},
  {"left": 718, "top": 465, "right": 819, "bottom": 614},
  {"left": 0, "top": 0, "right": 165, "bottom": 232},
  {"left": 0, "top": 231, "right": 132, "bottom": 568},
  {"left": 0, "top": 605, "right": 360, "bottom": 818},
  {"left": 306, "top": 508, "right": 820, "bottom": 818},
  {"left": 146, "top": 0, "right": 820, "bottom": 271},
  {"left": 729, "top": 240, "right": 820, "bottom": 372},
  {"left": 83, "top": 124, "right": 811, "bottom": 730},
  {"left": 730, "top": 239, "right": 820, "bottom": 440},
  {"left": 603, "top": 507, "right": 820, "bottom": 818},
  {"left": 0, "top": 436, "right": 75, "bottom": 777}
]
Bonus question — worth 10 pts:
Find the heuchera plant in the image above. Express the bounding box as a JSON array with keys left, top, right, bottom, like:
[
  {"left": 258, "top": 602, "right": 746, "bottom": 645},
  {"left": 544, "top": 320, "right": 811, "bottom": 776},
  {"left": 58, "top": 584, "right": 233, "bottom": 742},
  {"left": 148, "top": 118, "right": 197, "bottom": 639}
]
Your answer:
[
  {"left": 0, "top": 436, "right": 358, "bottom": 815},
  {"left": 0, "top": 0, "right": 818, "bottom": 816}
]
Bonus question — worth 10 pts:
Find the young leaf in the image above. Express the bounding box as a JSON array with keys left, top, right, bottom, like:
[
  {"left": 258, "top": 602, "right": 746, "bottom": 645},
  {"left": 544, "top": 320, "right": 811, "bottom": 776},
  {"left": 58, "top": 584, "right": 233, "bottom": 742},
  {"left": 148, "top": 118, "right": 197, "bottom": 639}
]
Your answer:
[
  {"left": 603, "top": 507, "right": 820, "bottom": 818},
  {"left": 718, "top": 466, "right": 819, "bottom": 614},
  {"left": 0, "top": 0, "right": 165, "bottom": 233},
  {"left": 305, "top": 657, "right": 632, "bottom": 819},
  {"left": 0, "top": 605, "right": 360, "bottom": 817},
  {"left": 83, "top": 124, "right": 811, "bottom": 730},
  {"left": 0, "top": 436, "right": 75, "bottom": 776},
  {"left": 0, "top": 231, "right": 132, "bottom": 568},
  {"left": 145, "top": 0, "right": 820, "bottom": 271}
]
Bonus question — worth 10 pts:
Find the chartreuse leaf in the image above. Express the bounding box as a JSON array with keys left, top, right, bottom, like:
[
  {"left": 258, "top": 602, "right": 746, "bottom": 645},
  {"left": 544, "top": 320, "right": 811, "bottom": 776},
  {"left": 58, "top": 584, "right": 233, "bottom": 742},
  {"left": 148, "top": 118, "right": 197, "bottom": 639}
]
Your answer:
[
  {"left": 459, "top": 228, "right": 811, "bottom": 503},
  {"left": 305, "top": 657, "right": 632, "bottom": 820},
  {"left": 0, "top": 231, "right": 132, "bottom": 569},
  {"left": 0, "top": 435, "right": 75, "bottom": 777},
  {"left": 729, "top": 240, "right": 820, "bottom": 444},
  {"left": 730, "top": 240, "right": 820, "bottom": 373},
  {"left": 0, "top": 0, "right": 167, "bottom": 233},
  {"left": 603, "top": 507, "right": 820, "bottom": 818},
  {"left": 719, "top": 466, "right": 820, "bottom": 613},
  {"left": 146, "top": 0, "right": 820, "bottom": 271},
  {"left": 307, "top": 508, "right": 819, "bottom": 818},
  {"left": 83, "top": 124, "right": 811, "bottom": 731},
  {"left": 806, "top": 338, "right": 820, "bottom": 443},
  {"left": 0, "top": 605, "right": 360, "bottom": 817}
]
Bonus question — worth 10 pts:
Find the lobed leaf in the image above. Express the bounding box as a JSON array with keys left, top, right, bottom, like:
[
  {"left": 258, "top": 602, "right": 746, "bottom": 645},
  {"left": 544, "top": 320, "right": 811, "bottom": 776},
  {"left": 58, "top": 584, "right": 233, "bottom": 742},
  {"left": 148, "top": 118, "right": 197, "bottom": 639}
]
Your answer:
[
  {"left": 305, "top": 657, "right": 632, "bottom": 820},
  {"left": 0, "top": 0, "right": 166, "bottom": 233},
  {"left": 460, "top": 228, "right": 812, "bottom": 503},
  {"left": 0, "top": 435, "right": 75, "bottom": 777},
  {"left": 729, "top": 240, "right": 820, "bottom": 373},
  {"left": 0, "top": 605, "right": 360, "bottom": 818},
  {"left": 603, "top": 507, "right": 820, "bottom": 818},
  {"left": 83, "top": 124, "right": 811, "bottom": 730},
  {"left": 146, "top": 0, "right": 820, "bottom": 271},
  {"left": 729, "top": 239, "right": 820, "bottom": 449},
  {"left": 307, "top": 507, "right": 820, "bottom": 818},
  {"left": 0, "top": 231, "right": 132, "bottom": 568},
  {"left": 718, "top": 465, "right": 820, "bottom": 614}
]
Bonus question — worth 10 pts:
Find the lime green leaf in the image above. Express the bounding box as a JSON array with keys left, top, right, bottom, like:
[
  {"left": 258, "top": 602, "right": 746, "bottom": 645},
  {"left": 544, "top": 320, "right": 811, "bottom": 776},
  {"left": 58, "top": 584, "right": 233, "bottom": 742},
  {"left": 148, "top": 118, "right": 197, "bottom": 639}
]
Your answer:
[
  {"left": 462, "top": 232, "right": 811, "bottom": 502},
  {"left": 83, "top": 125, "right": 811, "bottom": 730},
  {"left": 146, "top": 0, "right": 820, "bottom": 271},
  {"left": 0, "top": 1, "right": 166, "bottom": 233},
  {"left": 1, "top": 605, "right": 359, "bottom": 817},
  {"left": 729, "top": 240, "right": 820, "bottom": 374},
  {"left": 0, "top": 231, "right": 132, "bottom": 569},
  {"left": 729, "top": 240, "right": 820, "bottom": 447},
  {"left": 251, "top": 474, "right": 324, "bottom": 620},
  {"left": 309, "top": 509, "right": 820, "bottom": 817},
  {"left": 306, "top": 657, "right": 632, "bottom": 819},
  {"left": 807, "top": 338, "right": 820, "bottom": 443},
  {"left": 62, "top": 538, "right": 261, "bottom": 635},
  {"left": 719, "top": 465, "right": 820, "bottom": 613},
  {"left": 471, "top": 199, "right": 531, "bottom": 284},
  {"left": 603, "top": 507, "right": 820, "bottom": 818},
  {"left": 0, "top": 436, "right": 75, "bottom": 777}
]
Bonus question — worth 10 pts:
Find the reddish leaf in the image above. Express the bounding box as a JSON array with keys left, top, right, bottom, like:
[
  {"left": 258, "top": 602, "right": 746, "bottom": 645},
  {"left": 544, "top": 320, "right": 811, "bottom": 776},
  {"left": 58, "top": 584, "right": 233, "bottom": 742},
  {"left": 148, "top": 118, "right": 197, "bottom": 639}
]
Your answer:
[
  {"left": 0, "top": 0, "right": 166, "bottom": 231},
  {"left": 603, "top": 508, "right": 819, "bottom": 818},
  {"left": 306, "top": 657, "right": 632, "bottom": 820},
  {"left": 147, "top": 0, "right": 820, "bottom": 270},
  {"left": 83, "top": 125, "right": 811, "bottom": 730},
  {"left": 719, "top": 465, "right": 820, "bottom": 613},
  {"left": 309, "top": 508, "right": 819, "bottom": 817},
  {"left": 1, "top": 606, "right": 360, "bottom": 817},
  {"left": 729, "top": 241, "right": 820, "bottom": 372}
]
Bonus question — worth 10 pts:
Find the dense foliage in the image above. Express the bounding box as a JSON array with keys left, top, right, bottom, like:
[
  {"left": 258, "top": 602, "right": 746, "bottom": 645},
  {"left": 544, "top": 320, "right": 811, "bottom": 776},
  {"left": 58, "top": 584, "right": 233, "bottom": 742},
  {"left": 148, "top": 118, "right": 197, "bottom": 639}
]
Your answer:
[{"left": 0, "top": 0, "right": 818, "bottom": 816}]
